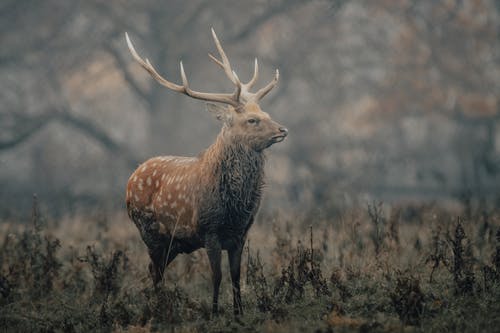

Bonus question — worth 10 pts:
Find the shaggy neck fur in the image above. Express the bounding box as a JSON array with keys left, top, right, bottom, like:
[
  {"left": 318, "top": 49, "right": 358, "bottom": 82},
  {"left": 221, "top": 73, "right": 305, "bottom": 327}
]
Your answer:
[{"left": 199, "top": 129, "right": 265, "bottom": 234}]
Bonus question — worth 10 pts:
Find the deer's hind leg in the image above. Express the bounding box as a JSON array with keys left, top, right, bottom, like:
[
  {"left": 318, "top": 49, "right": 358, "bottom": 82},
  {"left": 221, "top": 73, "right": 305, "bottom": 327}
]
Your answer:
[
  {"left": 148, "top": 235, "right": 179, "bottom": 286},
  {"left": 131, "top": 212, "right": 179, "bottom": 285}
]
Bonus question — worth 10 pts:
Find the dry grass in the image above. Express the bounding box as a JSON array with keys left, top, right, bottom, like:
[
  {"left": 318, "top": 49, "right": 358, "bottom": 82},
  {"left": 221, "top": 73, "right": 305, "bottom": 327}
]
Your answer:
[{"left": 1, "top": 200, "right": 500, "bottom": 332}]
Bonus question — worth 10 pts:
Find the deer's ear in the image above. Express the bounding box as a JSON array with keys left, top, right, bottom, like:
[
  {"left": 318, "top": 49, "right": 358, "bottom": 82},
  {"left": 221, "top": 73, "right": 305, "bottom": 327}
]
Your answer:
[{"left": 206, "top": 103, "right": 233, "bottom": 124}]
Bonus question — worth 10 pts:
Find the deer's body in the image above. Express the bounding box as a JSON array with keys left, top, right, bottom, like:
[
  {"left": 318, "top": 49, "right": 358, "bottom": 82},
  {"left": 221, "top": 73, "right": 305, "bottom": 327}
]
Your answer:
[
  {"left": 126, "top": 131, "right": 264, "bottom": 253},
  {"left": 124, "top": 30, "right": 287, "bottom": 316}
]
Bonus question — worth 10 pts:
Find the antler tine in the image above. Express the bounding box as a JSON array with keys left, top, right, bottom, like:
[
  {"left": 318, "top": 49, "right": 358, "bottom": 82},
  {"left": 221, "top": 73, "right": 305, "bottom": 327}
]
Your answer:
[
  {"left": 232, "top": 70, "right": 242, "bottom": 102},
  {"left": 180, "top": 61, "right": 189, "bottom": 88},
  {"left": 180, "top": 61, "right": 199, "bottom": 97},
  {"left": 208, "top": 53, "right": 224, "bottom": 68},
  {"left": 254, "top": 69, "right": 279, "bottom": 101},
  {"left": 210, "top": 28, "right": 237, "bottom": 84},
  {"left": 126, "top": 32, "right": 184, "bottom": 91},
  {"left": 125, "top": 32, "right": 239, "bottom": 107},
  {"left": 245, "top": 58, "right": 259, "bottom": 88}
]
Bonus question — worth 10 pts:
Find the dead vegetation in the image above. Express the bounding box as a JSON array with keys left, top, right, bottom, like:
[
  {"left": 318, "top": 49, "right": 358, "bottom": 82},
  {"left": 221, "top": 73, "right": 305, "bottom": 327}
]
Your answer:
[{"left": 1, "top": 199, "right": 500, "bottom": 332}]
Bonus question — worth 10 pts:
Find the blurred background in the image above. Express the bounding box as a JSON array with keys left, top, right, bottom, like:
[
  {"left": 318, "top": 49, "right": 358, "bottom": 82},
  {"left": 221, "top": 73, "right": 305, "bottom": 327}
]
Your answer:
[{"left": 1, "top": 0, "right": 499, "bottom": 219}]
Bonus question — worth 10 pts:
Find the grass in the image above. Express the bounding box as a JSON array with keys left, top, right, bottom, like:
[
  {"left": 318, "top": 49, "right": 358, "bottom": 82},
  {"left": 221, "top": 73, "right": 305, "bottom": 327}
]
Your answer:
[{"left": 1, "top": 199, "right": 500, "bottom": 332}]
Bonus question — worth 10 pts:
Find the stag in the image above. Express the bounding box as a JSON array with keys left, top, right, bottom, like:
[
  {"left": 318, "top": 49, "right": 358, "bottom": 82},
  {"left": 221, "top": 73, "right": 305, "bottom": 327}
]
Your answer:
[{"left": 124, "top": 29, "right": 287, "bottom": 315}]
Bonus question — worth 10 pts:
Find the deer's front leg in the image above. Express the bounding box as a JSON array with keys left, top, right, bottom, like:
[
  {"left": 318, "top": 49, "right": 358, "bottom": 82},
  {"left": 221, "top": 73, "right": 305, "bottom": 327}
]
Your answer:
[
  {"left": 206, "top": 234, "right": 222, "bottom": 316},
  {"left": 228, "top": 243, "right": 244, "bottom": 315}
]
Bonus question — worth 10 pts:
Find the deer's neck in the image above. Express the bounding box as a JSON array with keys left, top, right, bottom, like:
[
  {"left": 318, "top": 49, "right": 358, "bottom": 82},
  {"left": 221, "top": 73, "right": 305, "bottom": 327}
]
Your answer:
[{"left": 202, "top": 131, "right": 265, "bottom": 221}]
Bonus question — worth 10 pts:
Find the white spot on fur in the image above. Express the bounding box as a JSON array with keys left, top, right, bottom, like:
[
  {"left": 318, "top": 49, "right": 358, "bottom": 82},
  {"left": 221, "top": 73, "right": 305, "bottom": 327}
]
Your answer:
[
  {"left": 152, "top": 170, "right": 157, "bottom": 176},
  {"left": 133, "top": 175, "right": 137, "bottom": 182},
  {"left": 138, "top": 182, "right": 143, "bottom": 191},
  {"left": 141, "top": 165, "right": 147, "bottom": 172},
  {"left": 155, "top": 180, "right": 159, "bottom": 188},
  {"left": 171, "top": 201, "right": 177, "bottom": 208},
  {"left": 167, "top": 193, "right": 172, "bottom": 200},
  {"left": 146, "top": 177, "right": 152, "bottom": 186},
  {"left": 161, "top": 174, "right": 165, "bottom": 180},
  {"left": 134, "top": 195, "right": 139, "bottom": 202}
]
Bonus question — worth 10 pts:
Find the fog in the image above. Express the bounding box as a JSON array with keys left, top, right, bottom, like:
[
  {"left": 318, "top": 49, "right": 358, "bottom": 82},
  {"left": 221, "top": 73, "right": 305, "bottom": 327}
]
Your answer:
[{"left": 1, "top": 0, "right": 499, "bottom": 218}]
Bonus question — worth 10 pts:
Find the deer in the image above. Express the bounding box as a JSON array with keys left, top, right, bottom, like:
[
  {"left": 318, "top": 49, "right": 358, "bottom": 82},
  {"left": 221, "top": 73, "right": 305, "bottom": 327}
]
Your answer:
[{"left": 124, "top": 29, "right": 288, "bottom": 316}]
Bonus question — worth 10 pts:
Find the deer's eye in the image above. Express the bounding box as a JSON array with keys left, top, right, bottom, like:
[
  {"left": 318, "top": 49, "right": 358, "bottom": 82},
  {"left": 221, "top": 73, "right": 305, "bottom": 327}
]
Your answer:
[{"left": 247, "top": 118, "right": 258, "bottom": 124}]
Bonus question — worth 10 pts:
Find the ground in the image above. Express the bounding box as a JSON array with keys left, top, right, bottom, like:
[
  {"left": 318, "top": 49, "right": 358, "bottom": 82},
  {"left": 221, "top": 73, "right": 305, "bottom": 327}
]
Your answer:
[{"left": 1, "top": 201, "right": 500, "bottom": 332}]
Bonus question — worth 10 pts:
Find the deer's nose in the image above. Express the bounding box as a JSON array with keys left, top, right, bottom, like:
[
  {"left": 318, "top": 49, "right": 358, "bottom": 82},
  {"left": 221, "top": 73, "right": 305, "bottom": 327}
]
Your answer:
[{"left": 279, "top": 127, "right": 288, "bottom": 136}]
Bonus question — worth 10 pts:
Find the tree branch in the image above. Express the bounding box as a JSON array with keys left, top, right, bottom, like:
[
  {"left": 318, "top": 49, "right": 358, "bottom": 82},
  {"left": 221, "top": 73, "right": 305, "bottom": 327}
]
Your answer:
[
  {"left": 227, "top": 0, "right": 304, "bottom": 43},
  {"left": 0, "top": 109, "right": 140, "bottom": 167},
  {"left": 104, "top": 43, "right": 152, "bottom": 108},
  {"left": 0, "top": 112, "right": 57, "bottom": 150},
  {"left": 55, "top": 111, "right": 140, "bottom": 166}
]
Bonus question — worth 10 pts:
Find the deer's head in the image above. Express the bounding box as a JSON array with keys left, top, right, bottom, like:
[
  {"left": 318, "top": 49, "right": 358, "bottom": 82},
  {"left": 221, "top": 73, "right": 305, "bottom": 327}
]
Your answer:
[{"left": 126, "top": 29, "right": 288, "bottom": 152}]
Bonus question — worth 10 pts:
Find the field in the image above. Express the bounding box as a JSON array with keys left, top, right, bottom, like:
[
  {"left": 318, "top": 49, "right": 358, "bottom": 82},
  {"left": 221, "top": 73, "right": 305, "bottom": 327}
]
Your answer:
[{"left": 1, "top": 201, "right": 500, "bottom": 332}]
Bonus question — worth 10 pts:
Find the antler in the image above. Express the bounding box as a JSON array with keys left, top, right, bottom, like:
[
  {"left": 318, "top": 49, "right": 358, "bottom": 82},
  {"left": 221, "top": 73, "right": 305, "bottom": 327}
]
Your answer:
[
  {"left": 125, "top": 32, "right": 240, "bottom": 107},
  {"left": 254, "top": 69, "right": 279, "bottom": 100},
  {"left": 208, "top": 28, "right": 238, "bottom": 86},
  {"left": 208, "top": 28, "right": 279, "bottom": 103},
  {"left": 125, "top": 29, "right": 279, "bottom": 107}
]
